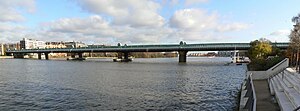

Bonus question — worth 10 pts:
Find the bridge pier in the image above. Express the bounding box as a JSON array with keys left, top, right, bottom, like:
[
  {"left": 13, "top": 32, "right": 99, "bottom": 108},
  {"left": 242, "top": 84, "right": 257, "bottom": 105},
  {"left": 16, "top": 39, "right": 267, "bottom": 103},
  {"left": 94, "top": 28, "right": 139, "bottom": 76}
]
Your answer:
[
  {"left": 114, "top": 52, "right": 131, "bottom": 62},
  {"left": 124, "top": 52, "right": 129, "bottom": 60},
  {"left": 13, "top": 53, "right": 24, "bottom": 59},
  {"left": 45, "top": 53, "right": 49, "bottom": 60},
  {"left": 67, "top": 52, "right": 85, "bottom": 60},
  {"left": 71, "top": 53, "right": 76, "bottom": 58},
  {"left": 179, "top": 51, "right": 187, "bottom": 63},
  {"left": 38, "top": 53, "right": 42, "bottom": 59},
  {"left": 78, "top": 52, "right": 83, "bottom": 59},
  {"left": 117, "top": 52, "right": 122, "bottom": 59}
]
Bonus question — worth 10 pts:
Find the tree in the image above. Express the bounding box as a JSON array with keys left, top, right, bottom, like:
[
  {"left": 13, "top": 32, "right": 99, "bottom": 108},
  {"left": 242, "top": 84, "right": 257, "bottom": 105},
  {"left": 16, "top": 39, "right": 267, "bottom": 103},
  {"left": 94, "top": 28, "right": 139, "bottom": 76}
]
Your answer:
[
  {"left": 248, "top": 38, "right": 272, "bottom": 60},
  {"left": 289, "top": 13, "right": 300, "bottom": 72}
]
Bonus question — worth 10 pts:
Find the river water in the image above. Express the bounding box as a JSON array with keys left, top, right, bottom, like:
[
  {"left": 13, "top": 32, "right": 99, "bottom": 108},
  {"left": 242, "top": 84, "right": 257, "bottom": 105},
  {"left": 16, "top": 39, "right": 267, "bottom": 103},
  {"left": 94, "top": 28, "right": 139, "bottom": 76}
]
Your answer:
[{"left": 0, "top": 57, "right": 246, "bottom": 111}]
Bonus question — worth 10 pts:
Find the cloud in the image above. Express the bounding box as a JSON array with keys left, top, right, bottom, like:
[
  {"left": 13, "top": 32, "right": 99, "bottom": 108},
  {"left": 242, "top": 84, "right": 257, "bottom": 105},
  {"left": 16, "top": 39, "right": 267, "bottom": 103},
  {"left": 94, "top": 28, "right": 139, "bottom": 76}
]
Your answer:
[
  {"left": 0, "top": 0, "right": 35, "bottom": 22},
  {"left": 0, "top": 23, "right": 27, "bottom": 32},
  {"left": 169, "top": 8, "right": 249, "bottom": 41},
  {"left": 185, "top": 0, "right": 209, "bottom": 6},
  {"left": 37, "top": 8, "right": 249, "bottom": 44},
  {"left": 216, "top": 23, "right": 249, "bottom": 32},
  {"left": 0, "top": 0, "right": 35, "bottom": 43},
  {"left": 264, "top": 29, "right": 290, "bottom": 42},
  {"left": 0, "top": 0, "right": 250, "bottom": 44},
  {"left": 39, "top": 15, "right": 173, "bottom": 44},
  {"left": 76, "top": 0, "right": 165, "bottom": 28},
  {"left": 39, "top": 15, "right": 121, "bottom": 43},
  {"left": 270, "top": 29, "right": 290, "bottom": 36},
  {"left": 0, "top": 23, "right": 28, "bottom": 43},
  {"left": 170, "top": 9, "right": 218, "bottom": 31}
]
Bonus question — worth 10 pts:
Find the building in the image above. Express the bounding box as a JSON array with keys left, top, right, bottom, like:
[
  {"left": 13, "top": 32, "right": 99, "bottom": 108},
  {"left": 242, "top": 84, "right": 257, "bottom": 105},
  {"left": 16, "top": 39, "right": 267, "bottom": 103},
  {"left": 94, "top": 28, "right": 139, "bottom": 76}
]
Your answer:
[
  {"left": 0, "top": 44, "right": 4, "bottom": 56},
  {"left": 7, "top": 43, "right": 21, "bottom": 50},
  {"left": 45, "top": 42, "right": 67, "bottom": 48},
  {"left": 65, "top": 41, "right": 87, "bottom": 48},
  {"left": 217, "top": 51, "right": 234, "bottom": 57},
  {"left": 20, "top": 38, "right": 45, "bottom": 49},
  {"left": 0, "top": 43, "right": 21, "bottom": 55}
]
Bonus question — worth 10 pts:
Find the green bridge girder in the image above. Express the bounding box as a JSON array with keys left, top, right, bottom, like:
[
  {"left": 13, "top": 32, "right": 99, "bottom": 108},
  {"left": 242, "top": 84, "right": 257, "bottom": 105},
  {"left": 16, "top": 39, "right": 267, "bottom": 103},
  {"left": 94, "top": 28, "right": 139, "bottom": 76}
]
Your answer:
[{"left": 6, "top": 42, "right": 289, "bottom": 54}]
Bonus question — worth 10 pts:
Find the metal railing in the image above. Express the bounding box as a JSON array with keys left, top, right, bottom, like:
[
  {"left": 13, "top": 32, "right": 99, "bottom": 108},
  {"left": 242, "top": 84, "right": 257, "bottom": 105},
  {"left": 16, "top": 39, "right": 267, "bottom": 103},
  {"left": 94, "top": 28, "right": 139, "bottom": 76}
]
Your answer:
[
  {"left": 243, "top": 73, "right": 257, "bottom": 111},
  {"left": 268, "top": 58, "right": 289, "bottom": 79},
  {"left": 294, "top": 106, "right": 300, "bottom": 111}
]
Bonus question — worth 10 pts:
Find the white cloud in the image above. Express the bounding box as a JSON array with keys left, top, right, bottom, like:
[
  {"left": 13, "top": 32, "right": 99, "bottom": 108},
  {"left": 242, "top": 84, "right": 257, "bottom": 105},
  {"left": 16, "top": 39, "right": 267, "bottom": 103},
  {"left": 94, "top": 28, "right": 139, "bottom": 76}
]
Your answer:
[
  {"left": 185, "top": 0, "right": 209, "bottom": 6},
  {"left": 270, "top": 29, "right": 290, "bottom": 36},
  {"left": 169, "top": 8, "right": 249, "bottom": 41},
  {"left": 0, "top": 23, "right": 27, "bottom": 32},
  {"left": 39, "top": 15, "right": 173, "bottom": 44},
  {"left": 0, "top": 0, "right": 251, "bottom": 44},
  {"left": 170, "top": 9, "right": 218, "bottom": 31},
  {"left": 0, "top": 23, "right": 28, "bottom": 43},
  {"left": 38, "top": 7, "right": 249, "bottom": 44},
  {"left": 39, "top": 15, "right": 121, "bottom": 43},
  {"left": 264, "top": 29, "right": 290, "bottom": 42},
  {"left": 76, "top": 0, "right": 165, "bottom": 28},
  {"left": 0, "top": 0, "right": 35, "bottom": 43},
  {"left": 216, "top": 23, "right": 249, "bottom": 32},
  {"left": 0, "top": 0, "right": 35, "bottom": 22}
]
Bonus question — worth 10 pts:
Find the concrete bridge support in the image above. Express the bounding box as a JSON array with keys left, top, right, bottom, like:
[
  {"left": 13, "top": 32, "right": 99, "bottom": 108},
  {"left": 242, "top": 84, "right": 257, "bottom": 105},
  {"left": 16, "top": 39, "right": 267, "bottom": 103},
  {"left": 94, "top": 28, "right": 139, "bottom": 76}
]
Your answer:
[
  {"left": 67, "top": 52, "right": 85, "bottom": 60},
  {"left": 13, "top": 53, "right": 24, "bottom": 59},
  {"left": 124, "top": 52, "right": 129, "bottom": 60},
  {"left": 179, "top": 51, "right": 187, "bottom": 63},
  {"left": 78, "top": 53, "right": 83, "bottom": 59},
  {"left": 45, "top": 53, "right": 49, "bottom": 60},
  {"left": 114, "top": 52, "right": 131, "bottom": 62},
  {"left": 117, "top": 52, "right": 123, "bottom": 59},
  {"left": 70, "top": 53, "right": 76, "bottom": 58},
  {"left": 38, "top": 53, "right": 42, "bottom": 59}
]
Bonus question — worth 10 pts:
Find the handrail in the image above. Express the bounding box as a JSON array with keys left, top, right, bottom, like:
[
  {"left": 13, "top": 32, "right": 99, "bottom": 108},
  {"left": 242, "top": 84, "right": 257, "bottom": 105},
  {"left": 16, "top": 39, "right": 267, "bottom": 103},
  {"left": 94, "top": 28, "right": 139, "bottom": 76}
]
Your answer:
[
  {"left": 267, "top": 58, "right": 289, "bottom": 79},
  {"left": 271, "top": 58, "right": 288, "bottom": 71},
  {"left": 243, "top": 73, "right": 257, "bottom": 111},
  {"left": 294, "top": 106, "right": 300, "bottom": 111}
]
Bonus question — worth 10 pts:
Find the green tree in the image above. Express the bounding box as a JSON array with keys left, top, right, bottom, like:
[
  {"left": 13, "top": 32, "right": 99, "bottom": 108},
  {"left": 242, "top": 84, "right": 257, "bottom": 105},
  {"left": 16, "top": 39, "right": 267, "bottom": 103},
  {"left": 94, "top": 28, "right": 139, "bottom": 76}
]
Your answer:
[{"left": 248, "top": 38, "right": 272, "bottom": 60}]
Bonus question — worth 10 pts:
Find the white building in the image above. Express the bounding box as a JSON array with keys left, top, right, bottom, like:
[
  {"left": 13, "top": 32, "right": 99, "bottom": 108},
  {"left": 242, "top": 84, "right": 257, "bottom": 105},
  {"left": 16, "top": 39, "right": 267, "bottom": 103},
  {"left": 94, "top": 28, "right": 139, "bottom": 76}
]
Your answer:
[
  {"left": 20, "top": 38, "right": 46, "bottom": 49},
  {"left": 0, "top": 44, "right": 4, "bottom": 56},
  {"left": 65, "top": 41, "right": 87, "bottom": 48}
]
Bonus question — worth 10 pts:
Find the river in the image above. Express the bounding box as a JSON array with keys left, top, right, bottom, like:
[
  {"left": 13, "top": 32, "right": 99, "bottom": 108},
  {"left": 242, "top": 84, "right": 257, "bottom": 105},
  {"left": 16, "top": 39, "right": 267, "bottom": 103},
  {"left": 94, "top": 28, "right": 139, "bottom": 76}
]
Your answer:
[{"left": 0, "top": 57, "right": 246, "bottom": 110}]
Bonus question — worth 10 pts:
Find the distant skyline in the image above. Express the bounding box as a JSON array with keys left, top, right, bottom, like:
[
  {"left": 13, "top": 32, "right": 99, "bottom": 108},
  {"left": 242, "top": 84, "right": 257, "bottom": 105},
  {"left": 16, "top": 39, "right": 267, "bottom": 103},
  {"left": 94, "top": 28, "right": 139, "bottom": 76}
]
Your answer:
[{"left": 0, "top": 0, "right": 299, "bottom": 44}]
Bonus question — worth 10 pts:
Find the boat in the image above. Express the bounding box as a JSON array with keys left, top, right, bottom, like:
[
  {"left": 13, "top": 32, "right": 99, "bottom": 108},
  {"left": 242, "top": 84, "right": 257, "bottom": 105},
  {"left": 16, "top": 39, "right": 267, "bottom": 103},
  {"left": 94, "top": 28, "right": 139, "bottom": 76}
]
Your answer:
[
  {"left": 113, "top": 58, "right": 133, "bottom": 62},
  {"left": 208, "top": 56, "right": 215, "bottom": 58},
  {"left": 67, "top": 58, "right": 86, "bottom": 60},
  {"left": 231, "top": 56, "right": 250, "bottom": 63}
]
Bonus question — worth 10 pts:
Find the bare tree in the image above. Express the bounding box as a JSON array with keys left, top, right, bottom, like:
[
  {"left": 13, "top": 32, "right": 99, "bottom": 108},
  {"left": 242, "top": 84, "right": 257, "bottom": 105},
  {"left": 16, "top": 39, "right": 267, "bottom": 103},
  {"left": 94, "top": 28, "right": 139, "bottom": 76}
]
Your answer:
[
  {"left": 290, "top": 13, "right": 300, "bottom": 72},
  {"left": 292, "top": 13, "right": 300, "bottom": 23}
]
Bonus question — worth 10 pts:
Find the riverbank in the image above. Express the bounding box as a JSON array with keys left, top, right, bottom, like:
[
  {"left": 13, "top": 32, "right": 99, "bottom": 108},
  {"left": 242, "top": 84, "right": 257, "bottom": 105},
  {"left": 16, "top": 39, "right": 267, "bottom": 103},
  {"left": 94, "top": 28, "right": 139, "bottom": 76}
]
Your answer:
[{"left": 0, "top": 56, "right": 13, "bottom": 59}]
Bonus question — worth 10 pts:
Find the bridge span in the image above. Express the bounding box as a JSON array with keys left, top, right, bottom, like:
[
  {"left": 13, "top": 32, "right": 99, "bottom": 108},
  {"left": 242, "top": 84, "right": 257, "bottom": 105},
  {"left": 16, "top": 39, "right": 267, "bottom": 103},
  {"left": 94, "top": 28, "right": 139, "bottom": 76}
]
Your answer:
[{"left": 6, "top": 42, "right": 289, "bottom": 62}]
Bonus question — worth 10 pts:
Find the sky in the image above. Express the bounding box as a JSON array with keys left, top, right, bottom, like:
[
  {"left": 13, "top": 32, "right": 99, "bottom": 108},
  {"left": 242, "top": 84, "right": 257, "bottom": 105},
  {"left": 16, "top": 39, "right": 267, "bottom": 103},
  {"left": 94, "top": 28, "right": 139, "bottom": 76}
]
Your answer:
[{"left": 0, "top": 0, "right": 299, "bottom": 45}]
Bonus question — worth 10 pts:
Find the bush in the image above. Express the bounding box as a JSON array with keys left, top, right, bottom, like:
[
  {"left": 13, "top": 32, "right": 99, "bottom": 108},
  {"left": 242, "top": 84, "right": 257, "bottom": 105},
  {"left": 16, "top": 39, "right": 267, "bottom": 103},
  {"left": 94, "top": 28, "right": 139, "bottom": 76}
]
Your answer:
[{"left": 247, "top": 57, "right": 284, "bottom": 71}]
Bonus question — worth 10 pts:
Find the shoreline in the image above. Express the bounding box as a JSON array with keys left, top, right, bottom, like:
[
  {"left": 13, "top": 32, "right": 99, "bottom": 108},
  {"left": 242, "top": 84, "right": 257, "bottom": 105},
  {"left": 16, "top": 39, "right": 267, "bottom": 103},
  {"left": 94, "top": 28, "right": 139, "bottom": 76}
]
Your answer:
[{"left": 0, "top": 56, "right": 13, "bottom": 59}]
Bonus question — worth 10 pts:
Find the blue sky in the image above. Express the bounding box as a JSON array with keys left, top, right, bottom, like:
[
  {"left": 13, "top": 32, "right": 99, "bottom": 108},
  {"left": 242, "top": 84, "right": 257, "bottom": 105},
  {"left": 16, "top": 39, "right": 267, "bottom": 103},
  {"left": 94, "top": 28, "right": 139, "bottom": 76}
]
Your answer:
[{"left": 0, "top": 0, "right": 299, "bottom": 44}]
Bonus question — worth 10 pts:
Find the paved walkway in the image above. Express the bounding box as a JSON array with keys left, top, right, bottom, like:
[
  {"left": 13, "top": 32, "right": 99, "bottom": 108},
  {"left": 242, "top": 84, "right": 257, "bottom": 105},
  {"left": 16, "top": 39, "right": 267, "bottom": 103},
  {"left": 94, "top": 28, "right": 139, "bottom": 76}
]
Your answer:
[{"left": 253, "top": 80, "right": 280, "bottom": 111}]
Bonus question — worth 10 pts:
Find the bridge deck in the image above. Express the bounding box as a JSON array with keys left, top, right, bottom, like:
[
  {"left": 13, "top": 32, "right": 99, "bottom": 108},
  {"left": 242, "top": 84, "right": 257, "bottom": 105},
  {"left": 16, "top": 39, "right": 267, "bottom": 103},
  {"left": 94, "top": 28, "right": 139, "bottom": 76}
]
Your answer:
[{"left": 6, "top": 43, "right": 289, "bottom": 53}]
